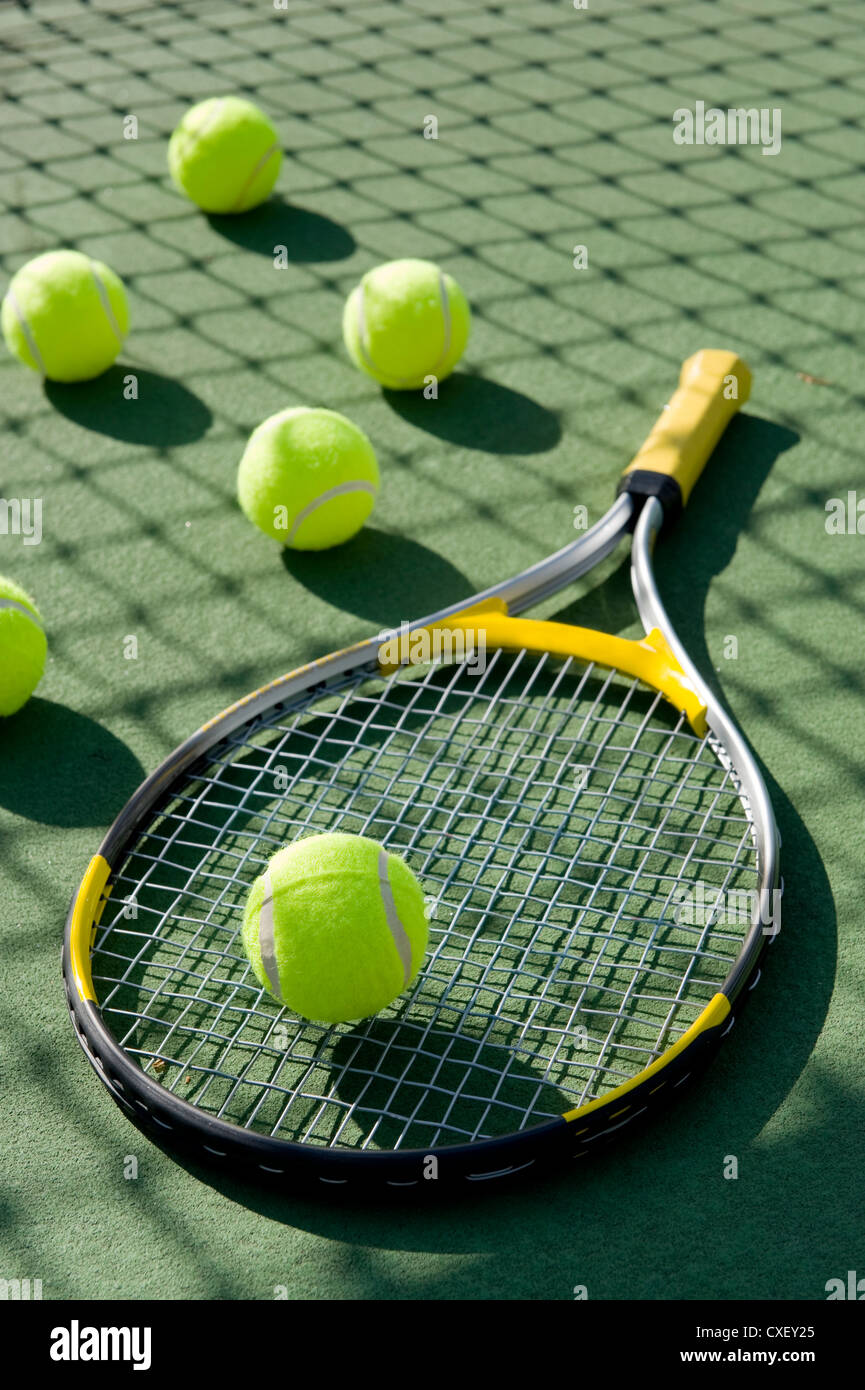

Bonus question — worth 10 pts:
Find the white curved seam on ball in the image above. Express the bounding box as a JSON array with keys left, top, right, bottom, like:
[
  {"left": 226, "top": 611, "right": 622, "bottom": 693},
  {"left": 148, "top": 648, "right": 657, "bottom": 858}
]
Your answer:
[
  {"left": 258, "top": 869, "right": 282, "bottom": 999},
  {"left": 0, "top": 598, "right": 43, "bottom": 629},
  {"left": 287, "top": 480, "right": 378, "bottom": 544},
  {"left": 357, "top": 270, "right": 453, "bottom": 387},
  {"left": 89, "top": 263, "right": 125, "bottom": 347},
  {"left": 376, "top": 849, "right": 413, "bottom": 985},
  {"left": 230, "top": 142, "right": 279, "bottom": 212},
  {"left": 6, "top": 288, "right": 46, "bottom": 375},
  {"left": 433, "top": 268, "right": 453, "bottom": 371}
]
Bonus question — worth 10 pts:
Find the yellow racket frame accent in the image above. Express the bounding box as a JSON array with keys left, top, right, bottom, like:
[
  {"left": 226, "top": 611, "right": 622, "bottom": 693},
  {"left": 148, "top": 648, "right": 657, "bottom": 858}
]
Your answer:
[
  {"left": 561, "top": 992, "right": 731, "bottom": 1126},
  {"left": 68, "top": 854, "right": 111, "bottom": 1004},
  {"left": 620, "top": 348, "right": 751, "bottom": 505},
  {"left": 378, "top": 601, "right": 709, "bottom": 735}
]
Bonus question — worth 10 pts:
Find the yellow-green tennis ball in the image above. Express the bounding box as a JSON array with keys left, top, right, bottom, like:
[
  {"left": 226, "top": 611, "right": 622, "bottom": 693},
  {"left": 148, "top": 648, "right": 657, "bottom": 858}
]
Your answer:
[
  {"left": 0, "top": 575, "right": 47, "bottom": 716},
  {"left": 342, "top": 257, "right": 471, "bottom": 390},
  {"left": 237, "top": 406, "right": 380, "bottom": 550},
  {"left": 168, "top": 96, "right": 282, "bottom": 214},
  {"left": 1, "top": 249, "right": 129, "bottom": 383},
  {"left": 242, "top": 832, "right": 429, "bottom": 1024}
]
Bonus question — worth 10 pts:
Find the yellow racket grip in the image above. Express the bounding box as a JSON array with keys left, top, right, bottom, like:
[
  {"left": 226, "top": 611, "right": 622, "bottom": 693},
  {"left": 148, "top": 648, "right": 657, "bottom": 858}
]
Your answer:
[{"left": 617, "top": 349, "right": 751, "bottom": 520}]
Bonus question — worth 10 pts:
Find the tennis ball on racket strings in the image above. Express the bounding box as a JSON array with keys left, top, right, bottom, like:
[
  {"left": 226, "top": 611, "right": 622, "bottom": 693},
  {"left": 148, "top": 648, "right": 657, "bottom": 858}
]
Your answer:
[
  {"left": 342, "top": 258, "right": 471, "bottom": 390},
  {"left": 168, "top": 96, "right": 282, "bottom": 213},
  {"left": 242, "top": 833, "right": 429, "bottom": 1024},
  {"left": 0, "top": 575, "right": 47, "bottom": 716},
  {"left": 237, "top": 406, "right": 380, "bottom": 550},
  {"left": 1, "top": 249, "right": 129, "bottom": 383}
]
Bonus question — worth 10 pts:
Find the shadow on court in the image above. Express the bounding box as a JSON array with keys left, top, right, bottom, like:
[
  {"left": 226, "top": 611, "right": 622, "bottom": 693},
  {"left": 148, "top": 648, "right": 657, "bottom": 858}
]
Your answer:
[
  {"left": 0, "top": 701, "right": 143, "bottom": 827},
  {"left": 206, "top": 199, "right": 355, "bottom": 262},
  {"left": 282, "top": 528, "right": 472, "bottom": 626},
  {"left": 384, "top": 372, "right": 562, "bottom": 456},
  {"left": 46, "top": 367, "right": 212, "bottom": 446}
]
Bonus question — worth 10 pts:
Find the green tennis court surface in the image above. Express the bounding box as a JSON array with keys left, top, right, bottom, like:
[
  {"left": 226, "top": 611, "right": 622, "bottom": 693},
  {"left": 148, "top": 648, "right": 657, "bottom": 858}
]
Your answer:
[{"left": 1, "top": 0, "right": 862, "bottom": 1301}]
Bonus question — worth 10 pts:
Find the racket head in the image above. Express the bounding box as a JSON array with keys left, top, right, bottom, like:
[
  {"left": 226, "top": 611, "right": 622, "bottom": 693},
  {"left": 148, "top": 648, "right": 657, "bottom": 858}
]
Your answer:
[{"left": 64, "top": 588, "right": 777, "bottom": 1189}]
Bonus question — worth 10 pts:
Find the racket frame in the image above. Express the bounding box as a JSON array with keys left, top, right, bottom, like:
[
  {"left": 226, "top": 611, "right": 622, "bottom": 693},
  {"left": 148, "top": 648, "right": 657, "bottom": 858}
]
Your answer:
[{"left": 64, "top": 492, "right": 779, "bottom": 1189}]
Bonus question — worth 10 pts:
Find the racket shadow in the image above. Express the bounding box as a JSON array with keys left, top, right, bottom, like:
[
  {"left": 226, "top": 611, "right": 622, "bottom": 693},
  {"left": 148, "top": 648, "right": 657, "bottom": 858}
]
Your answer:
[
  {"left": 629, "top": 412, "right": 799, "bottom": 697},
  {"left": 549, "top": 413, "right": 798, "bottom": 645}
]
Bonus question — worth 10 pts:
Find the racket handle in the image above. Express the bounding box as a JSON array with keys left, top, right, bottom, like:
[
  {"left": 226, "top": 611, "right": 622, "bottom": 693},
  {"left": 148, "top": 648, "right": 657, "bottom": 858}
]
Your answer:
[{"left": 617, "top": 349, "right": 751, "bottom": 521}]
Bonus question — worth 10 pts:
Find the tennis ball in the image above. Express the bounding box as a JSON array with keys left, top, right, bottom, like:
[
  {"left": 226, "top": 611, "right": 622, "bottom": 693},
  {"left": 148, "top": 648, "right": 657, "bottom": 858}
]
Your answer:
[
  {"left": 342, "top": 257, "right": 471, "bottom": 390},
  {"left": 168, "top": 96, "right": 282, "bottom": 214},
  {"left": 0, "top": 575, "right": 47, "bottom": 716},
  {"left": 242, "top": 832, "right": 429, "bottom": 1024},
  {"left": 1, "top": 249, "right": 129, "bottom": 383},
  {"left": 237, "top": 406, "right": 380, "bottom": 550}
]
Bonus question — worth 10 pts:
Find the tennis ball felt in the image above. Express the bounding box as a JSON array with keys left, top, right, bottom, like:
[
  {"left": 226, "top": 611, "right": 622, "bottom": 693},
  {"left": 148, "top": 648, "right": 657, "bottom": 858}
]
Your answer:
[
  {"left": 237, "top": 406, "right": 380, "bottom": 550},
  {"left": 342, "top": 258, "right": 471, "bottom": 390},
  {"left": 1, "top": 249, "right": 129, "bottom": 383},
  {"left": 242, "top": 832, "right": 429, "bottom": 1024},
  {"left": 168, "top": 96, "right": 282, "bottom": 214},
  {"left": 0, "top": 575, "right": 47, "bottom": 716}
]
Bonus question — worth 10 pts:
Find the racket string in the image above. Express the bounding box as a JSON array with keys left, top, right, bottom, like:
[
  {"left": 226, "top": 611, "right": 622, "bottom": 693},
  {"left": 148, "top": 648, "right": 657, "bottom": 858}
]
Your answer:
[{"left": 91, "top": 648, "right": 761, "bottom": 1149}]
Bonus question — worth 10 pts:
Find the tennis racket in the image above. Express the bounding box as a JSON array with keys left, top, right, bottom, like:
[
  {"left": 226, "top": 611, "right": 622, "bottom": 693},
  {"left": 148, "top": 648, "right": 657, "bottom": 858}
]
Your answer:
[{"left": 64, "top": 349, "right": 780, "bottom": 1190}]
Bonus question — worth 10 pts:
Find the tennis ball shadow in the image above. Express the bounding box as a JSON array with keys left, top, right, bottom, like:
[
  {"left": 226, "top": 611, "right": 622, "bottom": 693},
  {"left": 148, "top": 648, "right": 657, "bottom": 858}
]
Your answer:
[
  {"left": 0, "top": 700, "right": 143, "bottom": 826},
  {"left": 46, "top": 367, "right": 212, "bottom": 446},
  {"left": 326, "top": 1020, "right": 573, "bottom": 1151},
  {"left": 384, "top": 373, "right": 562, "bottom": 455},
  {"left": 282, "top": 529, "right": 471, "bottom": 624},
  {"left": 206, "top": 198, "right": 355, "bottom": 262}
]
